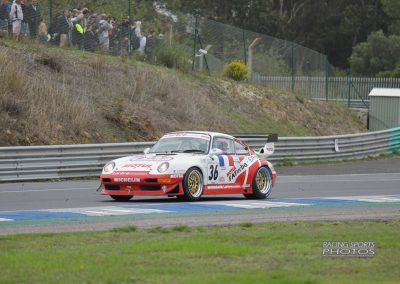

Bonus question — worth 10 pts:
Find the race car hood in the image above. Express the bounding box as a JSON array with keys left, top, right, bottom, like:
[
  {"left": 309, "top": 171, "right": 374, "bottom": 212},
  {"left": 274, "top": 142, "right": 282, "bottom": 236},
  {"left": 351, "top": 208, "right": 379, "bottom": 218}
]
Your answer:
[{"left": 104, "top": 153, "right": 205, "bottom": 175}]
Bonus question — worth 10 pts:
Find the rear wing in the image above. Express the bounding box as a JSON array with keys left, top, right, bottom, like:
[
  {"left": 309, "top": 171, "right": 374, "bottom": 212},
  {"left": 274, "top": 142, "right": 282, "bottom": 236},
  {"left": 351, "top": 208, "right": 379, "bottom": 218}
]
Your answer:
[
  {"left": 232, "top": 133, "right": 278, "bottom": 142},
  {"left": 233, "top": 133, "right": 278, "bottom": 159}
]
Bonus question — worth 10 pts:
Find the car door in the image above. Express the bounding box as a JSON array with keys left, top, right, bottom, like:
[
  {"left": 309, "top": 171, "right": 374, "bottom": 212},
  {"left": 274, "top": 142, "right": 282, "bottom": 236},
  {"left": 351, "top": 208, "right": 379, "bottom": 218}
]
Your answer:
[
  {"left": 207, "top": 137, "right": 241, "bottom": 189},
  {"left": 233, "top": 139, "right": 253, "bottom": 189}
]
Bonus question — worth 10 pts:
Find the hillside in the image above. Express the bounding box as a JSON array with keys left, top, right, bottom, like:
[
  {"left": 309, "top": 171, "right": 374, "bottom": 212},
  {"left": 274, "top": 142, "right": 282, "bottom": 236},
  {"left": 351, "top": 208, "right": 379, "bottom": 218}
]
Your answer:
[{"left": 0, "top": 39, "right": 366, "bottom": 146}]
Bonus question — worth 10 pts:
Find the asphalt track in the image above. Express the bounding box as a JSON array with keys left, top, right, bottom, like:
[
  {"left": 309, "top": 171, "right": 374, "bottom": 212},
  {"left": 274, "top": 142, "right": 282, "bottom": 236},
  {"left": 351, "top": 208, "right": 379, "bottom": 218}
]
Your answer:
[{"left": 0, "top": 156, "right": 399, "bottom": 235}]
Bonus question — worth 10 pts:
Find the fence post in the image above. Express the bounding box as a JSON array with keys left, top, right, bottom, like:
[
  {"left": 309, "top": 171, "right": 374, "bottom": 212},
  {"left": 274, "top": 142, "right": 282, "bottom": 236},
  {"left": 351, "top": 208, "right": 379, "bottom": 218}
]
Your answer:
[
  {"left": 191, "top": 15, "right": 199, "bottom": 71},
  {"left": 325, "top": 55, "right": 329, "bottom": 102},
  {"left": 128, "top": 0, "right": 132, "bottom": 54},
  {"left": 48, "top": 0, "right": 52, "bottom": 26},
  {"left": 291, "top": 42, "right": 296, "bottom": 93},
  {"left": 347, "top": 69, "right": 352, "bottom": 108},
  {"left": 247, "top": 38, "right": 261, "bottom": 81},
  {"left": 242, "top": 30, "right": 247, "bottom": 65}
]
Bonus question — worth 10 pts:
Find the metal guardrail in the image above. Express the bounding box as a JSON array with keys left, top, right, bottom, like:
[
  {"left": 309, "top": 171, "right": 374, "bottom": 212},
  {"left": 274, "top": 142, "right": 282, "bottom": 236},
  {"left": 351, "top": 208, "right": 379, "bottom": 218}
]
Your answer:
[{"left": 1, "top": 128, "right": 399, "bottom": 181}]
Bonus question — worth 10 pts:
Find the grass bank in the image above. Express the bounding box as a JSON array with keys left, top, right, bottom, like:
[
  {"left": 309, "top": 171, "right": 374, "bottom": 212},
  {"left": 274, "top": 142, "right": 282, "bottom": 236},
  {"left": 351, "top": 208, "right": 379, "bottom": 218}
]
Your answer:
[
  {"left": 0, "top": 38, "right": 365, "bottom": 146},
  {"left": 0, "top": 220, "right": 399, "bottom": 283}
]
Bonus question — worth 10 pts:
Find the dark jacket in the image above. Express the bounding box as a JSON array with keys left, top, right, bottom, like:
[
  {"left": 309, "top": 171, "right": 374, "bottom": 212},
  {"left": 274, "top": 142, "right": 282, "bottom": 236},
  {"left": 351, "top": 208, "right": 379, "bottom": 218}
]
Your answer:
[
  {"left": 25, "top": 4, "right": 40, "bottom": 28},
  {"left": 0, "top": 3, "right": 9, "bottom": 20},
  {"left": 56, "top": 14, "right": 69, "bottom": 34},
  {"left": 21, "top": 3, "right": 28, "bottom": 23}
]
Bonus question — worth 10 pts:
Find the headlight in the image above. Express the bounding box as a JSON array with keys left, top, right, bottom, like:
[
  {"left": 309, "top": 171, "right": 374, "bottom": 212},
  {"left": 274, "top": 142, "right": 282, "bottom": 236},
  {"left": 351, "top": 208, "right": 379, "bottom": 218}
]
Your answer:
[
  {"left": 103, "top": 162, "right": 116, "bottom": 173},
  {"left": 157, "top": 162, "right": 169, "bottom": 173}
]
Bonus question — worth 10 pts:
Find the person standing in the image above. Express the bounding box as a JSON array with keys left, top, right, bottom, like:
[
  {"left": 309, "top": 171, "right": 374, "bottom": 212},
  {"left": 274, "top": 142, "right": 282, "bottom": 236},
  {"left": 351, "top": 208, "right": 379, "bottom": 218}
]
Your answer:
[
  {"left": 9, "top": 0, "right": 23, "bottom": 40},
  {"left": 26, "top": 0, "right": 40, "bottom": 38},
  {"left": 145, "top": 30, "right": 156, "bottom": 62},
  {"left": 98, "top": 15, "right": 111, "bottom": 50},
  {"left": 0, "top": 0, "right": 10, "bottom": 36},
  {"left": 37, "top": 17, "right": 47, "bottom": 43},
  {"left": 56, "top": 9, "right": 70, "bottom": 47}
]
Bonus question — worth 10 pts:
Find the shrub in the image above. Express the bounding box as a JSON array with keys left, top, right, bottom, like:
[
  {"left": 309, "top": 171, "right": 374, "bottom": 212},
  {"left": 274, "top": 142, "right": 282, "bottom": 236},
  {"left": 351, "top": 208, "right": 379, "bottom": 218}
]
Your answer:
[
  {"left": 111, "top": 97, "right": 124, "bottom": 120},
  {"left": 155, "top": 45, "right": 189, "bottom": 72},
  {"left": 224, "top": 60, "right": 248, "bottom": 81}
]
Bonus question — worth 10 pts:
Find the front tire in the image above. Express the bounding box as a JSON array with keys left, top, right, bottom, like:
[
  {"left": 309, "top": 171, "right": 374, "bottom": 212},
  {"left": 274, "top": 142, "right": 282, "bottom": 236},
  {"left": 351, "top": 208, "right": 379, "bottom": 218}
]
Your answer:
[
  {"left": 110, "top": 195, "right": 134, "bottom": 201},
  {"left": 244, "top": 167, "right": 272, "bottom": 199},
  {"left": 181, "top": 167, "right": 203, "bottom": 201}
]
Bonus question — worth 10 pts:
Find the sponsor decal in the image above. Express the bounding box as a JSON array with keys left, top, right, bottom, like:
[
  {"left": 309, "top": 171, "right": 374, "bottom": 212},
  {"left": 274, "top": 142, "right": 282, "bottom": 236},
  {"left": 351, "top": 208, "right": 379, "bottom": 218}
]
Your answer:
[
  {"left": 122, "top": 164, "right": 152, "bottom": 169},
  {"left": 228, "top": 163, "right": 248, "bottom": 182},
  {"left": 114, "top": 177, "right": 141, "bottom": 183},
  {"left": 227, "top": 155, "right": 257, "bottom": 182},
  {"left": 113, "top": 171, "right": 138, "bottom": 175},
  {"left": 133, "top": 156, "right": 173, "bottom": 161},
  {"left": 207, "top": 185, "right": 242, "bottom": 190},
  {"left": 227, "top": 167, "right": 235, "bottom": 177},
  {"left": 162, "top": 133, "right": 211, "bottom": 140},
  {"left": 170, "top": 174, "right": 184, "bottom": 178}
]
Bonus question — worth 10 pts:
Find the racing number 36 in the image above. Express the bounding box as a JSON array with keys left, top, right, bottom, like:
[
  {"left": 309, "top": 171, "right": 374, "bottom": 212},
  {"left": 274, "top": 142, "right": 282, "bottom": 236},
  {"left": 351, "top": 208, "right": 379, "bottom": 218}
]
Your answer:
[{"left": 209, "top": 165, "right": 219, "bottom": 181}]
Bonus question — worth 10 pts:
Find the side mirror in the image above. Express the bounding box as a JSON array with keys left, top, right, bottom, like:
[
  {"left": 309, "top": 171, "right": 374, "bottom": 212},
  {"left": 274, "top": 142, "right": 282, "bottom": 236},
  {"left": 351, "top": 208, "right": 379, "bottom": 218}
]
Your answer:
[
  {"left": 143, "top": 148, "right": 150, "bottom": 154},
  {"left": 208, "top": 148, "right": 223, "bottom": 158}
]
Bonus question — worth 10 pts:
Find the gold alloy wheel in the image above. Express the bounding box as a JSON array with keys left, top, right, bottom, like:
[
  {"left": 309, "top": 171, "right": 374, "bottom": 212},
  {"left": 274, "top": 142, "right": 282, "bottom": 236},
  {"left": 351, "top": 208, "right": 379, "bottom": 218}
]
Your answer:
[
  {"left": 256, "top": 171, "right": 266, "bottom": 190},
  {"left": 188, "top": 170, "right": 202, "bottom": 197},
  {"left": 256, "top": 168, "right": 272, "bottom": 194}
]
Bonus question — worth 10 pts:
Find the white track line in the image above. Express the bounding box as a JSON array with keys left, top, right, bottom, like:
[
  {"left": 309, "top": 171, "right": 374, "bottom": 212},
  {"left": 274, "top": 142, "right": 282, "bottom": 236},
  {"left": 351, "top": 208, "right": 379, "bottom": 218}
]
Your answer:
[
  {"left": 0, "top": 187, "right": 93, "bottom": 194},
  {"left": 0, "top": 218, "right": 14, "bottom": 222}
]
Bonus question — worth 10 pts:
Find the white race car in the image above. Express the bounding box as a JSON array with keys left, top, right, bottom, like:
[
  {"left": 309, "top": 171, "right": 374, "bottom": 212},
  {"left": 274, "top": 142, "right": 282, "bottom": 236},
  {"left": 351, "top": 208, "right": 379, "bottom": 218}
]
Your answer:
[{"left": 100, "top": 131, "right": 277, "bottom": 201}]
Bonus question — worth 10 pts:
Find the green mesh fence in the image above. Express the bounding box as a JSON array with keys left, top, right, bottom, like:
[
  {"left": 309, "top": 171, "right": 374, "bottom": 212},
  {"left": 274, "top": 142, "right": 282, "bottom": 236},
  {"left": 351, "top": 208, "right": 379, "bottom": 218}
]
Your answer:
[
  {"left": 13, "top": 2, "right": 383, "bottom": 107},
  {"left": 189, "top": 17, "right": 332, "bottom": 97}
]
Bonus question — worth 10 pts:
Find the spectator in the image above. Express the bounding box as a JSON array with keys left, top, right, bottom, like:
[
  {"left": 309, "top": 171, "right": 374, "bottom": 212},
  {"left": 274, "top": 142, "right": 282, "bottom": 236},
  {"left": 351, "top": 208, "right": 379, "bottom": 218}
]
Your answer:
[
  {"left": 119, "top": 16, "right": 130, "bottom": 55},
  {"left": 130, "top": 20, "right": 140, "bottom": 50},
  {"left": 47, "top": 11, "right": 59, "bottom": 45},
  {"left": 145, "top": 29, "right": 156, "bottom": 62},
  {"left": 9, "top": 0, "right": 23, "bottom": 40},
  {"left": 20, "top": 0, "right": 29, "bottom": 36},
  {"left": 26, "top": 0, "right": 40, "bottom": 39},
  {"left": 71, "top": 10, "right": 87, "bottom": 49},
  {"left": 138, "top": 31, "right": 146, "bottom": 54},
  {"left": 83, "top": 24, "right": 98, "bottom": 52},
  {"left": 37, "top": 17, "right": 47, "bottom": 43},
  {"left": 56, "top": 9, "right": 70, "bottom": 47},
  {"left": 0, "top": 0, "right": 10, "bottom": 36},
  {"left": 98, "top": 14, "right": 111, "bottom": 50}
]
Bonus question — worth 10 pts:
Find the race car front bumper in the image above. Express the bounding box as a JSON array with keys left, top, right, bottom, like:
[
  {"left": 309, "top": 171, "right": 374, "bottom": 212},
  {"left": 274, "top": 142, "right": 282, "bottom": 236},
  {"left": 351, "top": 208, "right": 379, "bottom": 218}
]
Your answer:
[{"left": 100, "top": 173, "right": 184, "bottom": 196}]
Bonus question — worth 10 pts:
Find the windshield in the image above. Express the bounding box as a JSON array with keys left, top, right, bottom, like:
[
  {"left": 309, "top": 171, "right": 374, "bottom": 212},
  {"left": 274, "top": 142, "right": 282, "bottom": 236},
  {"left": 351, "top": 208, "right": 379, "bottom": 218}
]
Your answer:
[{"left": 149, "top": 133, "right": 211, "bottom": 154}]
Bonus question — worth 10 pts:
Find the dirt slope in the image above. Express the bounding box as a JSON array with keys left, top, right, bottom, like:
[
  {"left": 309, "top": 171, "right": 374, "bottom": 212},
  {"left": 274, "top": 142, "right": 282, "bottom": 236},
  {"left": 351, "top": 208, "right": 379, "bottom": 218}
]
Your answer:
[{"left": 0, "top": 40, "right": 366, "bottom": 146}]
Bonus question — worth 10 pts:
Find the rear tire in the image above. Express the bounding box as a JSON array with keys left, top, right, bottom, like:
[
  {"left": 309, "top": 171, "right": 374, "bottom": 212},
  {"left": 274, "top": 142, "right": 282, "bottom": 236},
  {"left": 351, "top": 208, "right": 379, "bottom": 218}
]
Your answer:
[
  {"left": 243, "top": 167, "right": 272, "bottom": 199},
  {"left": 181, "top": 167, "right": 203, "bottom": 201},
  {"left": 110, "top": 195, "right": 133, "bottom": 201}
]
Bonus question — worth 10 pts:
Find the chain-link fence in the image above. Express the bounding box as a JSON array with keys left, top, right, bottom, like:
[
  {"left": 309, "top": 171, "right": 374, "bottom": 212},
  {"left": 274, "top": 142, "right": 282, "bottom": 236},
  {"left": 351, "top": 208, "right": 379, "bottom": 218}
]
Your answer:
[
  {"left": 181, "top": 16, "right": 349, "bottom": 102},
  {"left": 4, "top": 1, "right": 396, "bottom": 107}
]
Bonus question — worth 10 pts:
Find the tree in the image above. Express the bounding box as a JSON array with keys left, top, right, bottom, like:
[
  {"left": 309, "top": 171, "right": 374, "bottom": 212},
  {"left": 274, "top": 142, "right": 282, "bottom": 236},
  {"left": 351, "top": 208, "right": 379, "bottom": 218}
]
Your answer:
[
  {"left": 163, "top": 0, "right": 390, "bottom": 69},
  {"left": 349, "top": 30, "right": 400, "bottom": 76},
  {"left": 381, "top": 0, "right": 400, "bottom": 35}
]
